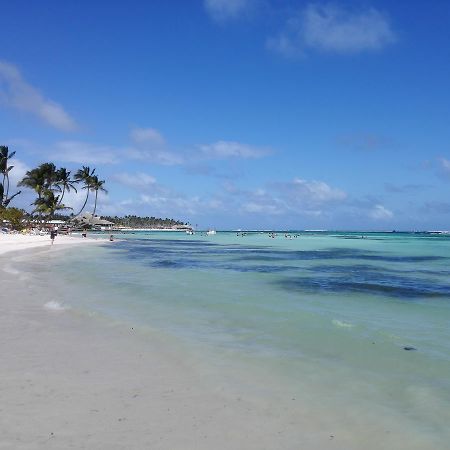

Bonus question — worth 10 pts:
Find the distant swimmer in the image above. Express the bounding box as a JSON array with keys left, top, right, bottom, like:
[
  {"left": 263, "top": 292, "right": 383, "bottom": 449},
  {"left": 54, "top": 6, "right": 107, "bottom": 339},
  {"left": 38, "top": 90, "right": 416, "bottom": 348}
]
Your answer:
[{"left": 109, "top": 234, "right": 114, "bottom": 242}]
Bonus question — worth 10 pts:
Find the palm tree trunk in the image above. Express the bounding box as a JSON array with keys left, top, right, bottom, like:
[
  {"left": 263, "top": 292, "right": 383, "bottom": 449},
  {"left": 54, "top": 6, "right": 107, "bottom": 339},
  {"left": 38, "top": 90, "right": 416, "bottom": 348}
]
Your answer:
[
  {"left": 92, "top": 189, "right": 99, "bottom": 218},
  {"left": 1, "top": 174, "right": 5, "bottom": 204},
  {"left": 57, "top": 185, "right": 66, "bottom": 205},
  {"left": 76, "top": 190, "right": 90, "bottom": 216},
  {"left": 5, "top": 174, "right": 10, "bottom": 201}
]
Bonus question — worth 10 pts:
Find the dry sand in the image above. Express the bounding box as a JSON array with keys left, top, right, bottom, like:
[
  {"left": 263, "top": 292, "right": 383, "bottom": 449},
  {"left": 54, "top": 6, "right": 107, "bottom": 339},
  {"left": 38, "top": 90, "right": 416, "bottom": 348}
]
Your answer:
[{"left": 0, "top": 233, "right": 104, "bottom": 256}]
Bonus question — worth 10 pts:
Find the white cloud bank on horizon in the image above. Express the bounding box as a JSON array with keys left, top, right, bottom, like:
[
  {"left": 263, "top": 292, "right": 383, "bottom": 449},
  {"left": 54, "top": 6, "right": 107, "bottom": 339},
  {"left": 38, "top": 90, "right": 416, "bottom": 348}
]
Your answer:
[
  {"left": 0, "top": 60, "right": 78, "bottom": 132},
  {"left": 239, "top": 177, "right": 347, "bottom": 216},
  {"left": 267, "top": 3, "right": 396, "bottom": 57}
]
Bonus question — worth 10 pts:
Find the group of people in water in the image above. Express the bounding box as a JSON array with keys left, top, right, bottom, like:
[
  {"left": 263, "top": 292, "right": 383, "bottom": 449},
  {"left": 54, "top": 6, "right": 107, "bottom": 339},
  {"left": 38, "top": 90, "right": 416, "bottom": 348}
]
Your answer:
[{"left": 235, "top": 231, "right": 301, "bottom": 239}]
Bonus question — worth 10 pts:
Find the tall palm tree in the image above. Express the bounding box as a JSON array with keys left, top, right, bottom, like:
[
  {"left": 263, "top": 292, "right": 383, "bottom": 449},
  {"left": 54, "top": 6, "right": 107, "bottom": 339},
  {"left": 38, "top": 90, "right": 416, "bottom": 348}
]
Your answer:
[
  {"left": 74, "top": 166, "right": 95, "bottom": 216},
  {"left": 55, "top": 168, "right": 77, "bottom": 205},
  {"left": 90, "top": 175, "right": 107, "bottom": 219},
  {"left": 0, "top": 145, "right": 18, "bottom": 206}
]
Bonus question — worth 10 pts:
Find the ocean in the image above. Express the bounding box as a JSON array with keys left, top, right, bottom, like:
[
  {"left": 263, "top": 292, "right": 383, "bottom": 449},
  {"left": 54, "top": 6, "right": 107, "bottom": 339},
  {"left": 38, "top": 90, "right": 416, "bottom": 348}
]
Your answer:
[{"left": 15, "top": 231, "right": 450, "bottom": 448}]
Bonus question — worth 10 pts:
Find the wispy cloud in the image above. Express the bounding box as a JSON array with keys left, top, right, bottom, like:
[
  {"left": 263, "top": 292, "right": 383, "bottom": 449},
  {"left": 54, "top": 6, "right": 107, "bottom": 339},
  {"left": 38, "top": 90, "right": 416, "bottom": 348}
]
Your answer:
[
  {"left": 337, "top": 133, "right": 390, "bottom": 151},
  {"left": 438, "top": 158, "right": 450, "bottom": 177},
  {"left": 204, "top": 0, "right": 257, "bottom": 21},
  {"left": 112, "top": 172, "right": 157, "bottom": 190},
  {"left": 199, "top": 140, "right": 270, "bottom": 159},
  {"left": 273, "top": 177, "right": 347, "bottom": 204},
  {"left": 0, "top": 60, "right": 78, "bottom": 131},
  {"left": 237, "top": 177, "right": 347, "bottom": 217},
  {"left": 130, "top": 127, "right": 165, "bottom": 146},
  {"left": 369, "top": 204, "right": 393, "bottom": 220},
  {"left": 51, "top": 141, "right": 120, "bottom": 165},
  {"left": 128, "top": 127, "right": 183, "bottom": 165},
  {"left": 384, "top": 183, "right": 430, "bottom": 194},
  {"left": 420, "top": 201, "right": 450, "bottom": 215},
  {"left": 113, "top": 171, "right": 223, "bottom": 218},
  {"left": 267, "top": 3, "right": 396, "bottom": 57}
]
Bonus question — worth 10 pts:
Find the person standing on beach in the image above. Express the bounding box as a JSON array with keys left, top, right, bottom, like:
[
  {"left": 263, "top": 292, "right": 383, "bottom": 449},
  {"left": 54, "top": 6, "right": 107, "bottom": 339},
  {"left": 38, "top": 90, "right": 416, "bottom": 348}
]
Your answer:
[{"left": 50, "top": 228, "right": 57, "bottom": 245}]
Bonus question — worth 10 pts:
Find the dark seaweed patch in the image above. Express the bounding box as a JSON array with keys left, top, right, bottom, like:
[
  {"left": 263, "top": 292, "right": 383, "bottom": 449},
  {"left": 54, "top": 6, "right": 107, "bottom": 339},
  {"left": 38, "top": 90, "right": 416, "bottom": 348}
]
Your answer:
[{"left": 275, "top": 275, "right": 450, "bottom": 299}]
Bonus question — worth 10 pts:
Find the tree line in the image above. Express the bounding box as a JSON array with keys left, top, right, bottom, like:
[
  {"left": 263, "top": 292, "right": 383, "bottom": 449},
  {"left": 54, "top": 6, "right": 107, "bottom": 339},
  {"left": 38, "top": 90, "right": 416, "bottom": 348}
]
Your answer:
[
  {"left": 1, "top": 144, "right": 187, "bottom": 231},
  {"left": 102, "top": 215, "right": 186, "bottom": 228},
  {"left": 1, "top": 144, "right": 107, "bottom": 228}
]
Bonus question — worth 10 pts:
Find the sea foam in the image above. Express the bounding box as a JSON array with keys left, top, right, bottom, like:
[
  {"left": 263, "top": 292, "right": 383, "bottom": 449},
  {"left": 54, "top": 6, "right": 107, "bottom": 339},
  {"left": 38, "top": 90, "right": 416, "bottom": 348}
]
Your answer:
[
  {"left": 332, "top": 319, "right": 354, "bottom": 328},
  {"left": 3, "top": 265, "right": 21, "bottom": 276},
  {"left": 44, "top": 301, "right": 68, "bottom": 311}
]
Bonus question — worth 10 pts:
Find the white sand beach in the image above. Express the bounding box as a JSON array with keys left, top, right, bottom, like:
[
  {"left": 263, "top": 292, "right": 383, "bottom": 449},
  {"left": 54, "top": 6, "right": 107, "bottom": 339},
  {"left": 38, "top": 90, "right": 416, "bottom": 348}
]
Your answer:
[{"left": 0, "top": 233, "right": 104, "bottom": 256}]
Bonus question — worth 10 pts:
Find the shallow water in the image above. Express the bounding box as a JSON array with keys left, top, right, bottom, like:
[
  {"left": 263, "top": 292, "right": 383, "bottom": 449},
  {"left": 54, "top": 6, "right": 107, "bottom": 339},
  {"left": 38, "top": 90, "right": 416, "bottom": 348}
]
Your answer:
[{"left": 13, "top": 231, "right": 450, "bottom": 448}]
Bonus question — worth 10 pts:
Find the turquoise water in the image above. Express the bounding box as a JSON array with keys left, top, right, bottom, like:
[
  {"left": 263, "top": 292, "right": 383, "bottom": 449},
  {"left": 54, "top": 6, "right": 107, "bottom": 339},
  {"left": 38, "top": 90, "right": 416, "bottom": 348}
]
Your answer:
[{"left": 20, "top": 231, "right": 450, "bottom": 447}]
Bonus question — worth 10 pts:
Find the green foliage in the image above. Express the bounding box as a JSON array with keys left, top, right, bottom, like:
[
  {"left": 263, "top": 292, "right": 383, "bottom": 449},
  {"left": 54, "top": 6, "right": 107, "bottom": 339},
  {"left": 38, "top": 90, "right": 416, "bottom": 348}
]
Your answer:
[
  {"left": 32, "top": 189, "right": 72, "bottom": 218},
  {"left": 0, "top": 207, "right": 26, "bottom": 231},
  {"left": 102, "top": 215, "right": 186, "bottom": 228},
  {"left": 18, "top": 162, "right": 58, "bottom": 199},
  {"left": 19, "top": 162, "right": 107, "bottom": 221}
]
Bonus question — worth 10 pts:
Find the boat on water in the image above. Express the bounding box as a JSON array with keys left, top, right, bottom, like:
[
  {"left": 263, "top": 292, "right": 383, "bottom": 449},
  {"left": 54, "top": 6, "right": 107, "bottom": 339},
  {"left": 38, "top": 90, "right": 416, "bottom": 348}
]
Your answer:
[{"left": 206, "top": 229, "right": 216, "bottom": 235}]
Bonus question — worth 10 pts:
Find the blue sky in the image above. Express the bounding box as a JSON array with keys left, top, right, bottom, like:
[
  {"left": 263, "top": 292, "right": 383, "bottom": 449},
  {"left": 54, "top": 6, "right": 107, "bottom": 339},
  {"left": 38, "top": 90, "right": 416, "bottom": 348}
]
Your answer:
[{"left": 1, "top": 0, "right": 450, "bottom": 230}]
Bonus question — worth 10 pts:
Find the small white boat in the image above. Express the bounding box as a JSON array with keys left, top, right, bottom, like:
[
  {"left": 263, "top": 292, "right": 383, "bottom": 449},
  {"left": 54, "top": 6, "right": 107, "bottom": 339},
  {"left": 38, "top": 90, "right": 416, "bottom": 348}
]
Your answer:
[{"left": 206, "top": 229, "right": 216, "bottom": 235}]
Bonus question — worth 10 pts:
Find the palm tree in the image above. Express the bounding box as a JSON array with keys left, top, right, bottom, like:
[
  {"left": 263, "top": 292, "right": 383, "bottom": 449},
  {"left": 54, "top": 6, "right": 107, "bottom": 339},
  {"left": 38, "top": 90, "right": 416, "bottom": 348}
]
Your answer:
[
  {"left": 19, "top": 163, "right": 58, "bottom": 200},
  {"left": 74, "top": 166, "right": 95, "bottom": 216},
  {"left": 0, "top": 145, "right": 19, "bottom": 206},
  {"left": 32, "top": 189, "right": 72, "bottom": 219},
  {"left": 55, "top": 168, "right": 77, "bottom": 205},
  {"left": 90, "top": 175, "right": 107, "bottom": 219}
]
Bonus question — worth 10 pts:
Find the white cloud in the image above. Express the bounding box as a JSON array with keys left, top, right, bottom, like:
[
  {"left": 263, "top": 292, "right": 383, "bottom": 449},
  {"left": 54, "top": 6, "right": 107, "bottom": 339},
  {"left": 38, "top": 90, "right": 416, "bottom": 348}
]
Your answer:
[
  {"left": 61, "top": 188, "right": 89, "bottom": 214},
  {"left": 439, "top": 158, "right": 450, "bottom": 174},
  {"left": 51, "top": 141, "right": 120, "bottom": 165},
  {"left": 241, "top": 201, "right": 283, "bottom": 215},
  {"left": 1, "top": 157, "right": 32, "bottom": 209},
  {"left": 290, "top": 178, "right": 347, "bottom": 202},
  {"left": 337, "top": 133, "right": 389, "bottom": 151},
  {"left": 130, "top": 127, "right": 165, "bottom": 146},
  {"left": 204, "top": 0, "right": 255, "bottom": 21},
  {"left": 113, "top": 172, "right": 157, "bottom": 190},
  {"left": 8, "top": 158, "right": 30, "bottom": 189},
  {"left": 303, "top": 4, "right": 396, "bottom": 53},
  {"left": 128, "top": 127, "right": 183, "bottom": 165},
  {"left": 369, "top": 204, "right": 393, "bottom": 220},
  {"left": 127, "top": 147, "right": 184, "bottom": 165},
  {"left": 268, "top": 3, "right": 396, "bottom": 57},
  {"left": 237, "top": 177, "right": 347, "bottom": 216},
  {"left": 200, "top": 140, "right": 270, "bottom": 159},
  {"left": 0, "top": 60, "right": 78, "bottom": 131}
]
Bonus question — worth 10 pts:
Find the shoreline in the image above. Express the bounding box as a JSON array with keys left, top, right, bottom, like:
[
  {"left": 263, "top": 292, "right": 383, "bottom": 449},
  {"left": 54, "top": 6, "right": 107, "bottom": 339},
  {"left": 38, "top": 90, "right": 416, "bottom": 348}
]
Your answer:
[{"left": 0, "top": 233, "right": 107, "bottom": 256}]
